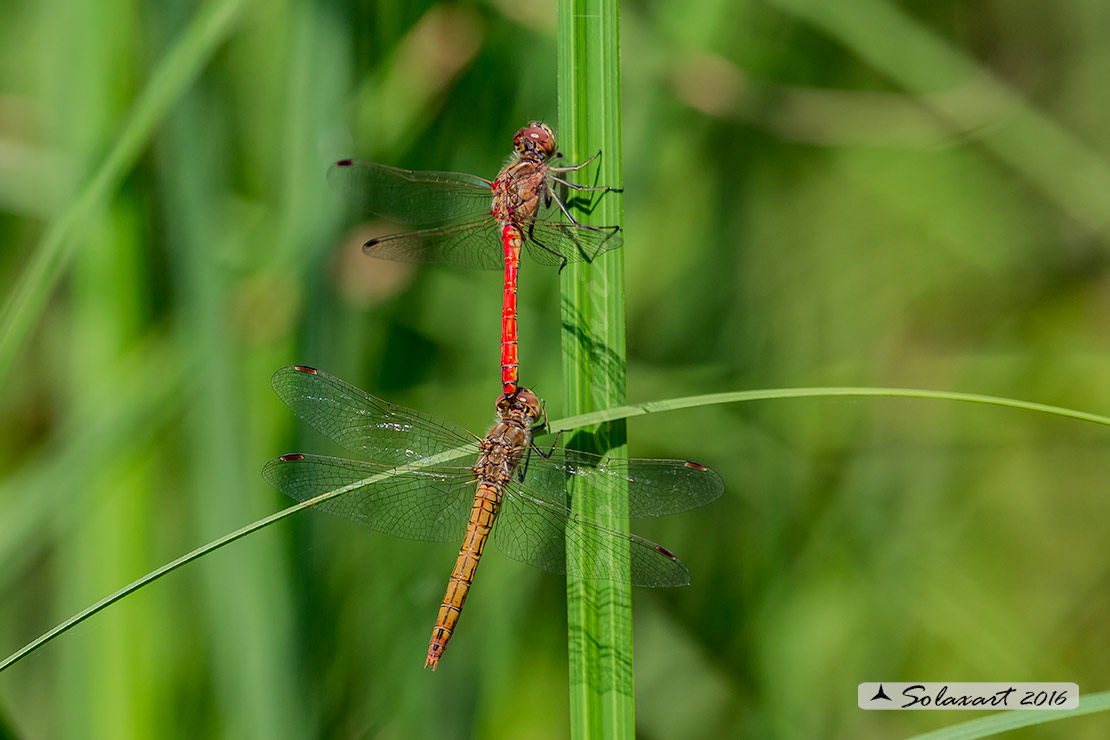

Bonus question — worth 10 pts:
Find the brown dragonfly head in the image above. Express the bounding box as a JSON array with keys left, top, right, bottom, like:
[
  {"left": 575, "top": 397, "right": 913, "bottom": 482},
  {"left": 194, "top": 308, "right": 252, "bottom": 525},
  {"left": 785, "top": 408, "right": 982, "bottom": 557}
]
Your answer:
[
  {"left": 513, "top": 122, "right": 556, "bottom": 162},
  {"left": 496, "top": 387, "right": 546, "bottom": 431}
]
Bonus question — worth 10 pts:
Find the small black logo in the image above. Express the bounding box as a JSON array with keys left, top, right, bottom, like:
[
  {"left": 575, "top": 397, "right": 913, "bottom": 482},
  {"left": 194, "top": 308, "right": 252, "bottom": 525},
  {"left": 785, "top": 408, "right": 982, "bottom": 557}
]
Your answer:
[{"left": 871, "top": 684, "right": 892, "bottom": 702}]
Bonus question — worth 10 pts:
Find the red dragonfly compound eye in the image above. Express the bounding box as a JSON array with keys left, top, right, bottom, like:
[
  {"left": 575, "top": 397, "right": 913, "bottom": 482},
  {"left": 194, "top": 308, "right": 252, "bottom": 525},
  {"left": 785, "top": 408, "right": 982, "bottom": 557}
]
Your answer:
[{"left": 515, "top": 123, "right": 556, "bottom": 158}]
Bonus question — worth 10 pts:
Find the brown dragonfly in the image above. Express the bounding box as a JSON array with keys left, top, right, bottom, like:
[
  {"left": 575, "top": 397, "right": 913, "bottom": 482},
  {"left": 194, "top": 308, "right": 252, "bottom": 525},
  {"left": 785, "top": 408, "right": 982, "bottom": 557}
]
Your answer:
[{"left": 263, "top": 365, "right": 722, "bottom": 669}]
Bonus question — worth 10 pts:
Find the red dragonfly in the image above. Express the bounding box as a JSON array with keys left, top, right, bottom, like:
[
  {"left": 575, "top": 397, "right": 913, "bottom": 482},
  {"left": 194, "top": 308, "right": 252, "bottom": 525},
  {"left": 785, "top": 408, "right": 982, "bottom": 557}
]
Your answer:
[
  {"left": 263, "top": 365, "right": 722, "bottom": 669},
  {"left": 327, "top": 122, "right": 622, "bottom": 396}
]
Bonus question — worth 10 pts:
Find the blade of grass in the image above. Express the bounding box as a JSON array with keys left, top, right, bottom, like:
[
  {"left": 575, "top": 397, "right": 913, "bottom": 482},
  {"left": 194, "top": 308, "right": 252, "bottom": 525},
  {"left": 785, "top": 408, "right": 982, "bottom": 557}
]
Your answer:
[
  {"left": 0, "top": 474, "right": 373, "bottom": 673},
  {"left": 904, "top": 690, "right": 1110, "bottom": 740},
  {"left": 557, "top": 0, "right": 630, "bottom": 736},
  {"left": 0, "top": 443, "right": 477, "bottom": 673},
  {"left": 544, "top": 386, "right": 1110, "bottom": 433},
  {"left": 158, "top": 69, "right": 311, "bottom": 736}
]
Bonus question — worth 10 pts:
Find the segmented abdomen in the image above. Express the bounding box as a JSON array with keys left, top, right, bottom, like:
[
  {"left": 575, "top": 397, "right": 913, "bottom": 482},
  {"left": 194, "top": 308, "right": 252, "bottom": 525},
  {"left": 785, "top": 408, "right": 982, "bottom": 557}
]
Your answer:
[
  {"left": 500, "top": 224, "right": 522, "bottom": 395},
  {"left": 424, "top": 479, "right": 505, "bottom": 669}
]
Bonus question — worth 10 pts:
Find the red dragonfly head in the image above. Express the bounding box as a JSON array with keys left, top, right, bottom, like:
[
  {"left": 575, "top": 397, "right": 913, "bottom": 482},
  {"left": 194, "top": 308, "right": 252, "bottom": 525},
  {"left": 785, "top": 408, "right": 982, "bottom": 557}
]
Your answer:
[{"left": 513, "top": 122, "right": 556, "bottom": 161}]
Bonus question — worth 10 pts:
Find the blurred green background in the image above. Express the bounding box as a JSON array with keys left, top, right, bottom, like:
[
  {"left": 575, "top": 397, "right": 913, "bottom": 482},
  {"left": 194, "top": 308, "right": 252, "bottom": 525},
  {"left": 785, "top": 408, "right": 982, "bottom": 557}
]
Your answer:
[{"left": 1, "top": 0, "right": 1108, "bottom": 738}]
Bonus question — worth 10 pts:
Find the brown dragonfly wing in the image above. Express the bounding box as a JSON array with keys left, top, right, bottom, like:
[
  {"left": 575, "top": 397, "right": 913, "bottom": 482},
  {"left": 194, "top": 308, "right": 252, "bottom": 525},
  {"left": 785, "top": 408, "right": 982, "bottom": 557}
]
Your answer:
[
  {"left": 327, "top": 160, "right": 493, "bottom": 225},
  {"left": 493, "top": 483, "right": 693, "bottom": 587},
  {"left": 362, "top": 218, "right": 505, "bottom": 270},
  {"left": 520, "top": 448, "right": 724, "bottom": 517},
  {"left": 271, "top": 366, "right": 479, "bottom": 467},
  {"left": 490, "top": 451, "right": 723, "bottom": 586},
  {"left": 262, "top": 454, "right": 476, "bottom": 543}
]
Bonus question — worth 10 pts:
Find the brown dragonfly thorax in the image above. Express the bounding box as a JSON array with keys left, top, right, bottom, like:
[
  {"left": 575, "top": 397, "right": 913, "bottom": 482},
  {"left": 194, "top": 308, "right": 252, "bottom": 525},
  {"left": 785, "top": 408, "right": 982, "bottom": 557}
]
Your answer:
[{"left": 473, "top": 388, "right": 544, "bottom": 482}]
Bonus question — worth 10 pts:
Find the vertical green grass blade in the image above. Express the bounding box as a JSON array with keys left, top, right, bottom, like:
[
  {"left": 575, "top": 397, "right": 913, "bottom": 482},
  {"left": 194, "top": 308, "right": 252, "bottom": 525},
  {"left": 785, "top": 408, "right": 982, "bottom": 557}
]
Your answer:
[{"left": 557, "top": 0, "right": 630, "bottom": 737}]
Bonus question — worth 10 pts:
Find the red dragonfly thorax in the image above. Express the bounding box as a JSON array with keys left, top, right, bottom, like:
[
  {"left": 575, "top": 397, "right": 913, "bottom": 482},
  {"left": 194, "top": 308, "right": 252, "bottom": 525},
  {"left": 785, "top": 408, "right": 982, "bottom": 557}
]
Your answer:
[{"left": 492, "top": 122, "right": 558, "bottom": 223}]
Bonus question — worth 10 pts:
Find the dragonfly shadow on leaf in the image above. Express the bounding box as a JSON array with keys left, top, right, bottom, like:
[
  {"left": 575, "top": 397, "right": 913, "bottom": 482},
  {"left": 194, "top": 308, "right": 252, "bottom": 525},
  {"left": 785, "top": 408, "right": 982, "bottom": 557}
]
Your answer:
[
  {"left": 561, "top": 188, "right": 617, "bottom": 217},
  {"left": 558, "top": 296, "right": 626, "bottom": 396}
]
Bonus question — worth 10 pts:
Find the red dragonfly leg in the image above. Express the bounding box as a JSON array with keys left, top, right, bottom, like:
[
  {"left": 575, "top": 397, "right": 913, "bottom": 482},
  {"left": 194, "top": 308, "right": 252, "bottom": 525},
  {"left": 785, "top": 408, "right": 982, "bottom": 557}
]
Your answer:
[
  {"left": 548, "top": 149, "right": 601, "bottom": 172},
  {"left": 500, "top": 224, "right": 522, "bottom": 395}
]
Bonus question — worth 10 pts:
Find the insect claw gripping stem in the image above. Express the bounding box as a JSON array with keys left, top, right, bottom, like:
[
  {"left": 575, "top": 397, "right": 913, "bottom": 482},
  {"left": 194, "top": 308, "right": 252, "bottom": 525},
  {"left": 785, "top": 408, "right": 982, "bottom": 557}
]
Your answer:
[{"left": 532, "top": 431, "right": 561, "bottom": 461}]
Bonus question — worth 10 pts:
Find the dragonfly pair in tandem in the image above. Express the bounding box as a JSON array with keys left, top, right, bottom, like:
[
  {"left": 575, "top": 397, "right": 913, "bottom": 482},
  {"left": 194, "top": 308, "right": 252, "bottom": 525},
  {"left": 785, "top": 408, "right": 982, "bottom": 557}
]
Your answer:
[{"left": 264, "top": 124, "right": 722, "bottom": 669}]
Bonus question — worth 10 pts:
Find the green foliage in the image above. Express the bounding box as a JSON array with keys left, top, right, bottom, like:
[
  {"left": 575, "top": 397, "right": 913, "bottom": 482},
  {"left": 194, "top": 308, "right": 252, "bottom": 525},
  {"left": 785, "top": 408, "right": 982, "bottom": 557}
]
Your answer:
[
  {"left": 557, "top": 0, "right": 633, "bottom": 737},
  {"left": 1, "top": 0, "right": 1108, "bottom": 738}
]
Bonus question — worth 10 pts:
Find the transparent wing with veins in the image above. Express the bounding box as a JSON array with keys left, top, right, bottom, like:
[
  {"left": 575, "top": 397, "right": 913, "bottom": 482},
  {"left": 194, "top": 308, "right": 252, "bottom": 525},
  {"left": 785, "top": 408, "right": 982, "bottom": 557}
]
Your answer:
[
  {"left": 326, "top": 161, "right": 494, "bottom": 225},
  {"left": 264, "top": 366, "right": 723, "bottom": 586},
  {"left": 327, "top": 160, "right": 623, "bottom": 269},
  {"left": 270, "top": 365, "right": 479, "bottom": 467}
]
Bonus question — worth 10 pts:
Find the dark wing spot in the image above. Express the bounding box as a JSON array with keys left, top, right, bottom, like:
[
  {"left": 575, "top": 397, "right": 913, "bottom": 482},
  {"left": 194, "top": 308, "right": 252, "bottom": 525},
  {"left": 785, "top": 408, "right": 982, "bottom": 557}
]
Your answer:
[
  {"left": 655, "top": 545, "right": 678, "bottom": 561},
  {"left": 335, "top": 159, "right": 354, "bottom": 166},
  {"left": 292, "top": 365, "right": 318, "bottom": 374},
  {"left": 684, "top": 461, "right": 709, "bottom": 472},
  {"left": 279, "top": 453, "right": 306, "bottom": 461}
]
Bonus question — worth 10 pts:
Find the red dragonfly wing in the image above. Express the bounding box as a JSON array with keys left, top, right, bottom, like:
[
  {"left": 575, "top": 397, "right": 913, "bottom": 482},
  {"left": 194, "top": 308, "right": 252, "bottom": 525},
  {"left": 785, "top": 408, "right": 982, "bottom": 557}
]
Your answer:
[
  {"left": 361, "top": 219, "right": 505, "bottom": 269},
  {"left": 520, "top": 172, "right": 624, "bottom": 266},
  {"left": 329, "top": 159, "right": 622, "bottom": 270},
  {"left": 327, "top": 160, "right": 493, "bottom": 225},
  {"left": 519, "top": 220, "right": 624, "bottom": 267},
  {"left": 359, "top": 216, "right": 622, "bottom": 270}
]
